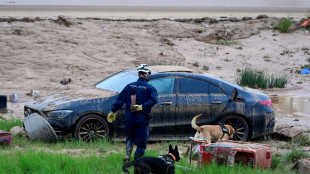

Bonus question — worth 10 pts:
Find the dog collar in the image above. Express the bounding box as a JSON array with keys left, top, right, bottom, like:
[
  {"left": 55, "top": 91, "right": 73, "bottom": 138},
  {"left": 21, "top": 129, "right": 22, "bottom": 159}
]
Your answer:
[{"left": 168, "top": 153, "right": 176, "bottom": 161}]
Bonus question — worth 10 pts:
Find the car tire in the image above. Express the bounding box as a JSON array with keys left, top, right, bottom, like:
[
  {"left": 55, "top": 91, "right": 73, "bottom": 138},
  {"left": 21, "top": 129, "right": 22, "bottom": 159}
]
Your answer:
[
  {"left": 74, "top": 114, "right": 109, "bottom": 142},
  {"left": 220, "top": 115, "right": 249, "bottom": 141}
]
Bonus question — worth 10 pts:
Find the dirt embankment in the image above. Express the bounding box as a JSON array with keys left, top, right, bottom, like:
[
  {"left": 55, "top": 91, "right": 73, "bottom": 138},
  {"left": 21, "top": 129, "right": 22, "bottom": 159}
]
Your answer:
[{"left": 0, "top": 15, "right": 310, "bottom": 121}]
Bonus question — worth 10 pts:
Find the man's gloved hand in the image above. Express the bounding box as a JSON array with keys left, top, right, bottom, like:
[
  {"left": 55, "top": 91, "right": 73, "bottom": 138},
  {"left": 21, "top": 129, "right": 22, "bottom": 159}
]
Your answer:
[
  {"left": 107, "top": 112, "right": 116, "bottom": 123},
  {"left": 134, "top": 105, "right": 143, "bottom": 111}
]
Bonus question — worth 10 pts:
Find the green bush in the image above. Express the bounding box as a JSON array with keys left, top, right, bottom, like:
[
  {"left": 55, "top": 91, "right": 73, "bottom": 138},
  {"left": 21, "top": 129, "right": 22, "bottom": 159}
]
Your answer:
[
  {"left": 235, "top": 67, "right": 290, "bottom": 89},
  {"left": 274, "top": 18, "right": 292, "bottom": 33}
]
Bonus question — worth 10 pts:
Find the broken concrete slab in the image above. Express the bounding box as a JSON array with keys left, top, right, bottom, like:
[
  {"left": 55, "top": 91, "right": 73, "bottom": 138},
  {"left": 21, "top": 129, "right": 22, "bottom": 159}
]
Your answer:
[
  {"left": 292, "top": 158, "right": 310, "bottom": 174},
  {"left": 271, "top": 124, "right": 303, "bottom": 141}
]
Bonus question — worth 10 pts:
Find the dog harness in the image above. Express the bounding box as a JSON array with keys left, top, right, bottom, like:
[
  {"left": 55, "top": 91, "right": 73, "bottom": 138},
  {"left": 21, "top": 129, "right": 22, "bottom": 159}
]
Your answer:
[
  {"left": 218, "top": 123, "right": 230, "bottom": 139},
  {"left": 159, "top": 153, "right": 175, "bottom": 174}
]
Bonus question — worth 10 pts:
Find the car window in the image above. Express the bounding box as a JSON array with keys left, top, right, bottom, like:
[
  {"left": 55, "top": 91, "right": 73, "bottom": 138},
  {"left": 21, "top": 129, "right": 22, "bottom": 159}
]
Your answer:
[
  {"left": 149, "top": 78, "right": 175, "bottom": 95},
  {"left": 209, "top": 83, "right": 223, "bottom": 94},
  {"left": 95, "top": 70, "right": 137, "bottom": 92},
  {"left": 179, "top": 78, "right": 208, "bottom": 93},
  {"left": 179, "top": 78, "right": 223, "bottom": 94}
]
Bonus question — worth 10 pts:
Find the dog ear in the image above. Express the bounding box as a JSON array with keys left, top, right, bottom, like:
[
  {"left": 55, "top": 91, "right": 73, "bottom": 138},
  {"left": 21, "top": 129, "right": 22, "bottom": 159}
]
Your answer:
[
  {"left": 169, "top": 144, "right": 173, "bottom": 151},
  {"left": 174, "top": 145, "right": 178, "bottom": 151}
]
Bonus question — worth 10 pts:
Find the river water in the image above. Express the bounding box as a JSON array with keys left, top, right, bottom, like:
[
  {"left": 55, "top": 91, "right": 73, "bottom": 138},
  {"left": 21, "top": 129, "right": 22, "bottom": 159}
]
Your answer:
[
  {"left": 0, "top": 0, "right": 310, "bottom": 8},
  {"left": 0, "top": 0, "right": 309, "bottom": 19}
]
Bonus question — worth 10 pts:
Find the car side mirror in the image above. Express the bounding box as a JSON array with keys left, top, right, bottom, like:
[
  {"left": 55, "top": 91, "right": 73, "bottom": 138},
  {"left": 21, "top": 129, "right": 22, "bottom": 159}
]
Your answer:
[{"left": 229, "top": 88, "right": 238, "bottom": 102}]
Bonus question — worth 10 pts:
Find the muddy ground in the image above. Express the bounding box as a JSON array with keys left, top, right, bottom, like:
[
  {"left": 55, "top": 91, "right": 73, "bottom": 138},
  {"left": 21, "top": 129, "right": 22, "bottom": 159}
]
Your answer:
[{"left": 1, "top": 15, "right": 310, "bottom": 158}]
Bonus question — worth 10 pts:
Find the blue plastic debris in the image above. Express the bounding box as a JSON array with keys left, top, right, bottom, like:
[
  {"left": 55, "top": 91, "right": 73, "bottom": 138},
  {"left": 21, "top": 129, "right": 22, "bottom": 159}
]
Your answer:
[{"left": 300, "top": 68, "right": 309, "bottom": 74}]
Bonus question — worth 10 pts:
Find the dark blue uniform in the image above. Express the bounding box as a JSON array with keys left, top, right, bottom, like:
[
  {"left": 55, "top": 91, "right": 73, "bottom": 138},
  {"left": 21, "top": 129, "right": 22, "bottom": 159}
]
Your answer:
[{"left": 111, "top": 77, "right": 158, "bottom": 157}]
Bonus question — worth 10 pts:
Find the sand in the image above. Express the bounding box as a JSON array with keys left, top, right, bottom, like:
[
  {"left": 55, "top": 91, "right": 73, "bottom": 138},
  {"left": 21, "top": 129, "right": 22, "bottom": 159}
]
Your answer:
[{"left": 0, "top": 13, "right": 310, "bottom": 127}]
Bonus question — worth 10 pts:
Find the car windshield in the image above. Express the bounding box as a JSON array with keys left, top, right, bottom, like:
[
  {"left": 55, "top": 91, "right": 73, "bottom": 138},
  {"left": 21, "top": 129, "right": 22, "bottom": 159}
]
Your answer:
[{"left": 95, "top": 69, "right": 138, "bottom": 92}]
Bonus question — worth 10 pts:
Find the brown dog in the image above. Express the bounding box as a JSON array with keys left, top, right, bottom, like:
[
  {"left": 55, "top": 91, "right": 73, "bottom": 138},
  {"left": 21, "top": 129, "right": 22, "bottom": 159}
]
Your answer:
[{"left": 191, "top": 114, "right": 235, "bottom": 143}]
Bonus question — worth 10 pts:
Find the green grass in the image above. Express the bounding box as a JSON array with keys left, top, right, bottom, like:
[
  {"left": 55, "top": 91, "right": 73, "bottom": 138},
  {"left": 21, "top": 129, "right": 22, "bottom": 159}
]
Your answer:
[
  {"left": 216, "top": 39, "right": 240, "bottom": 45},
  {"left": 274, "top": 18, "right": 292, "bottom": 33},
  {"left": 0, "top": 149, "right": 123, "bottom": 174},
  {"left": 283, "top": 149, "right": 310, "bottom": 163},
  {"left": 235, "top": 67, "right": 291, "bottom": 89},
  {"left": 0, "top": 119, "right": 305, "bottom": 174},
  {"left": 1, "top": 146, "right": 297, "bottom": 174},
  {"left": 0, "top": 117, "right": 23, "bottom": 131}
]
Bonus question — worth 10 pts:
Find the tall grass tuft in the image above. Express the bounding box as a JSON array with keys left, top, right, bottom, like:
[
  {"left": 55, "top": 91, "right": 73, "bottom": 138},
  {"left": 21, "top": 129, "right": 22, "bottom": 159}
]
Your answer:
[
  {"left": 274, "top": 18, "right": 292, "bottom": 33},
  {"left": 235, "top": 67, "right": 290, "bottom": 89},
  {"left": 283, "top": 148, "right": 310, "bottom": 163}
]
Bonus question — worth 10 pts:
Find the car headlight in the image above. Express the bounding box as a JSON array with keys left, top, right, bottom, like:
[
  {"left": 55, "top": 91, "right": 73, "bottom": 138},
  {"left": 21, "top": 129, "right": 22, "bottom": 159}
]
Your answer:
[{"left": 46, "top": 110, "right": 73, "bottom": 118}]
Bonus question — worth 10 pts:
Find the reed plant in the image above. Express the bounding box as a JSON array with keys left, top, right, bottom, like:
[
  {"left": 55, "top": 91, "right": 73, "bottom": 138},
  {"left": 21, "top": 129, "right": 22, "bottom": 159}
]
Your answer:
[
  {"left": 274, "top": 18, "right": 292, "bottom": 33},
  {"left": 235, "top": 67, "right": 290, "bottom": 89}
]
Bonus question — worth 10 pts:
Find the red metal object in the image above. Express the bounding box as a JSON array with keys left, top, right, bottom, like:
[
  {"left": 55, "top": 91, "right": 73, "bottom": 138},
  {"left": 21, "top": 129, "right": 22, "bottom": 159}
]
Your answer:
[
  {"left": 198, "top": 140, "right": 272, "bottom": 169},
  {"left": 0, "top": 130, "right": 13, "bottom": 146}
]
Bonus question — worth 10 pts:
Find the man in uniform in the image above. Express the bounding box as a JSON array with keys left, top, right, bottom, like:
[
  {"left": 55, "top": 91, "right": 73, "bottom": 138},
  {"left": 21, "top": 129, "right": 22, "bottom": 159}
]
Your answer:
[{"left": 107, "top": 64, "right": 158, "bottom": 163}]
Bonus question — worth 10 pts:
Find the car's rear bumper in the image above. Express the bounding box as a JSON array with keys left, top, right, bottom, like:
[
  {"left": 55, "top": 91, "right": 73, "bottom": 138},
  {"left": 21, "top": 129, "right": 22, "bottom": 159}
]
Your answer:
[{"left": 251, "top": 111, "right": 275, "bottom": 139}]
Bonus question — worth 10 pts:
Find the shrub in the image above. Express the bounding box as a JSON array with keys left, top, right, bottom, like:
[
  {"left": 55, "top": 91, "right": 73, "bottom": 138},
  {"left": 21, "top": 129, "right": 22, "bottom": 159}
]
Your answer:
[
  {"left": 235, "top": 67, "right": 290, "bottom": 89},
  {"left": 274, "top": 18, "right": 292, "bottom": 33}
]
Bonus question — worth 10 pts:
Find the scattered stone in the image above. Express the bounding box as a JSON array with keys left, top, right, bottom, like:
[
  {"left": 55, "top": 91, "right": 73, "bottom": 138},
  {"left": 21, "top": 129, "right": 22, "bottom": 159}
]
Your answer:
[
  {"left": 228, "top": 17, "right": 240, "bottom": 22},
  {"left": 292, "top": 158, "right": 310, "bottom": 174},
  {"left": 216, "top": 66, "right": 222, "bottom": 70},
  {"left": 203, "top": 65, "right": 209, "bottom": 71},
  {"left": 271, "top": 124, "right": 303, "bottom": 141},
  {"left": 21, "top": 17, "right": 34, "bottom": 22},
  {"left": 13, "top": 29, "right": 22, "bottom": 35},
  {"left": 97, "top": 148, "right": 105, "bottom": 153},
  {"left": 193, "top": 61, "right": 199, "bottom": 67},
  {"left": 242, "top": 17, "right": 252, "bottom": 21},
  {"left": 9, "top": 126, "right": 26, "bottom": 137},
  {"left": 55, "top": 15, "right": 73, "bottom": 27},
  {"left": 256, "top": 15, "right": 268, "bottom": 19}
]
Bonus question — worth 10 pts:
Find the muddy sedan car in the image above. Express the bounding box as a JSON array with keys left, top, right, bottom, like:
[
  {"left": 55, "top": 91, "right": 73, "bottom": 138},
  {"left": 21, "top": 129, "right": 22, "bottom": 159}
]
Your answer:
[{"left": 24, "top": 66, "right": 275, "bottom": 142}]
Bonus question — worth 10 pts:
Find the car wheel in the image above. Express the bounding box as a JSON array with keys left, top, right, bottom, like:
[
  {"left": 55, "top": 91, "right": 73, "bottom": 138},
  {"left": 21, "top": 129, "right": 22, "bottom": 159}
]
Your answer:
[
  {"left": 220, "top": 115, "right": 249, "bottom": 141},
  {"left": 75, "top": 114, "right": 109, "bottom": 142}
]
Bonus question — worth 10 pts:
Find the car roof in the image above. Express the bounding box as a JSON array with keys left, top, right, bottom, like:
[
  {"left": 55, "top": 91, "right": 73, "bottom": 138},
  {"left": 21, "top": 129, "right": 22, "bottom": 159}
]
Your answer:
[{"left": 150, "top": 65, "right": 193, "bottom": 73}]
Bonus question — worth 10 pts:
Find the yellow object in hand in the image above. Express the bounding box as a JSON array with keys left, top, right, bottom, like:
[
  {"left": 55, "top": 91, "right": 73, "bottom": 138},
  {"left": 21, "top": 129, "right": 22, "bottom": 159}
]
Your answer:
[
  {"left": 134, "top": 105, "right": 143, "bottom": 111},
  {"left": 107, "top": 112, "right": 116, "bottom": 123}
]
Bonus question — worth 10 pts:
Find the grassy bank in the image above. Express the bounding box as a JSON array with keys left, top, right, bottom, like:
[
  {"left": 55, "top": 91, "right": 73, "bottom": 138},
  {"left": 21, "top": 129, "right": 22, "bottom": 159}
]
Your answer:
[{"left": 0, "top": 118, "right": 307, "bottom": 174}]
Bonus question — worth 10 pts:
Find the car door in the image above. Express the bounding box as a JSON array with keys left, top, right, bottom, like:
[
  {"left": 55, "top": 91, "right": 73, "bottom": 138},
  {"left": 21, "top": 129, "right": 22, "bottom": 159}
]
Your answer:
[
  {"left": 175, "top": 77, "right": 228, "bottom": 137},
  {"left": 148, "top": 77, "right": 177, "bottom": 139}
]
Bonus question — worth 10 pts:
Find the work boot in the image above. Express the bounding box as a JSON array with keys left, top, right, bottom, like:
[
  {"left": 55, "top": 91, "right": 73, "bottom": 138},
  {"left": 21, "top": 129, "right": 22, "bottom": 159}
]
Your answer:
[{"left": 123, "top": 141, "right": 133, "bottom": 164}]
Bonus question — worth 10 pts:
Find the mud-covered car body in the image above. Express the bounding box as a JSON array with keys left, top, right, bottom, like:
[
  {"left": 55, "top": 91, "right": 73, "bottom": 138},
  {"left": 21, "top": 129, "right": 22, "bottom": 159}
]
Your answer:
[{"left": 24, "top": 66, "right": 275, "bottom": 141}]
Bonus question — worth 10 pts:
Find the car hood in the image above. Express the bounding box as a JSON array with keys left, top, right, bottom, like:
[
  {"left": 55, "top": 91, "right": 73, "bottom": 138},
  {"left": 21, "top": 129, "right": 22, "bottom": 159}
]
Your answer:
[{"left": 26, "top": 87, "right": 117, "bottom": 111}]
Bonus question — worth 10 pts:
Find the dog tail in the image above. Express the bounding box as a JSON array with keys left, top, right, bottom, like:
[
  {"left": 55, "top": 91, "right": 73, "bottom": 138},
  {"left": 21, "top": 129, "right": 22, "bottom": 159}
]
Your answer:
[
  {"left": 191, "top": 114, "right": 203, "bottom": 132},
  {"left": 122, "top": 161, "right": 135, "bottom": 173}
]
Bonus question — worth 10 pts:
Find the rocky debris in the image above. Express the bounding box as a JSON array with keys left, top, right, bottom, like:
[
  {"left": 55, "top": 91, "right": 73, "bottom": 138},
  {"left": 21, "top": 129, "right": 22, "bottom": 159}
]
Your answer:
[
  {"left": 9, "top": 126, "right": 26, "bottom": 137},
  {"left": 271, "top": 124, "right": 303, "bottom": 140},
  {"left": 54, "top": 15, "right": 73, "bottom": 27},
  {"left": 292, "top": 158, "right": 310, "bottom": 174},
  {"left": 256, "top": 15, "right": 268, "bottom": 19}
]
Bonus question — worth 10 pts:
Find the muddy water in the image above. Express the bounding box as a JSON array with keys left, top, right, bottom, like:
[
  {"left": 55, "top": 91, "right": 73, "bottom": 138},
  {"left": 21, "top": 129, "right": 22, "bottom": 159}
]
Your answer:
[
  {"left": 276, "top": 96, "right": 310, "bottom": 118},
  {"left": 274, "top": 96, "right": 310, "bottom": 129}
]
